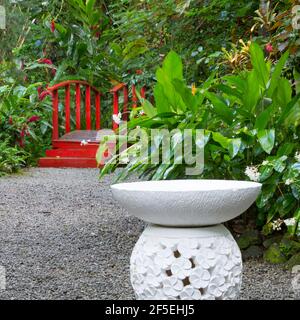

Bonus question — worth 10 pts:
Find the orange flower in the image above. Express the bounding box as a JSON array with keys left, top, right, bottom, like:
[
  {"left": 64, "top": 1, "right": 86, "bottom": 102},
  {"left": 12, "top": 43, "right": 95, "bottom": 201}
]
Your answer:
[{"left": 191, "top": 83, "right": 197, "bottom": 96}]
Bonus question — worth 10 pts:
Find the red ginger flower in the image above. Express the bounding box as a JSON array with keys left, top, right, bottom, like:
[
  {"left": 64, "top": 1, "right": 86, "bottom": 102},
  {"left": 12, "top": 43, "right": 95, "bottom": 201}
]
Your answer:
[
  {"left": 265, "top": 43, "right": 273, "bottom": 54},
  {"left": 50, "top": 20, "right": 55, "bottom": 33},
  {"left": 38, "top": 58, "right": 53, "bottom": 65},
  {"left": 27, "top": 116, "right": 40, "bottom": 123},
  {"left": 8, "top": 116, "right": 13, "bottom": 125},
  {"left": 20, "top": 128, "right": 26, "bottom": 138}
]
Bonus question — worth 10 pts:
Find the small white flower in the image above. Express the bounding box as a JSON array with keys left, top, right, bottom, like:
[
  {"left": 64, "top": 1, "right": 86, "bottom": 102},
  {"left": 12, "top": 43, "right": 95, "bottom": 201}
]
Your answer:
[
  {"left": 112, "top": 112, "right": 122, "bottom": 125},
  {"left": 272, "top": 219, "right": 284, "bottom": 231},
  {"left": 80, "top": 139, "right": 88, "bottom": 146},
  {"left": 285, "top": 178, "right": 294, "bottom": 186},
  {"left": 262, "top": 160, "right": 269, "bottom": 165},
  {"left": 294, "top": 133, "right": 298, "bottom": 140},
  {"left": 295, "top": 151, "right": 300, "bottom": 162},
  {"left": 284, "top": 218, "right": 296, "bottom": 227},
  {"left": 245, "top": 166, "right": 260, "bottom": 182},
  {"left": 139, "top": 109, "right": 145, "bottom": 116}
]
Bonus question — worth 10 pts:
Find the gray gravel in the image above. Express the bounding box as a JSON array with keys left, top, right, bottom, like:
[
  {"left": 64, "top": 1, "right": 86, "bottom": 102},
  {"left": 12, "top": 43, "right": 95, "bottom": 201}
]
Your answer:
[{"left": 0, "top": 168, "right": 298, "bottom": 300}]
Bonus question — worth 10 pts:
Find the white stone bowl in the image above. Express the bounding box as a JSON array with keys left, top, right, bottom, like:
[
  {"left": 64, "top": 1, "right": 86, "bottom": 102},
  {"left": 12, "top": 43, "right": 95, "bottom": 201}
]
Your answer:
[{"left": 111, "top": 180, "right": 261, "bottom": 227}]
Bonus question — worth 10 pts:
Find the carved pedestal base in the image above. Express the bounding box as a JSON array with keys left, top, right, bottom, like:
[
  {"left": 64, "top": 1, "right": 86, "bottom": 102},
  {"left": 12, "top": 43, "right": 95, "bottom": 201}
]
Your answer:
[{"left": 130, "top": 224, "right": 242, "bottom": 300}]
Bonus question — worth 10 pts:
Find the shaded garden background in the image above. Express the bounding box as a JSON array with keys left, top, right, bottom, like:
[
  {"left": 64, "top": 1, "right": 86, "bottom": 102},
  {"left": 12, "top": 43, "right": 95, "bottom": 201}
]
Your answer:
[{"left": 0, "top": 0, "right": 300, "bottom": 265}]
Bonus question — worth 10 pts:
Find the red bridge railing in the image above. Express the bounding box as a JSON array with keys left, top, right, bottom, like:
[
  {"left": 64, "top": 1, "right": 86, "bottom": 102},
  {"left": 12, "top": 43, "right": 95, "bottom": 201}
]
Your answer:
[
  {"left": 110, "top": 83, "right": 146, "bottom": 130},
  {"left": 46, "top": 80, "right": 146, "bottom": 143},
  {"left": 47, "top": 80, "right": 103, "bottom": 141}
]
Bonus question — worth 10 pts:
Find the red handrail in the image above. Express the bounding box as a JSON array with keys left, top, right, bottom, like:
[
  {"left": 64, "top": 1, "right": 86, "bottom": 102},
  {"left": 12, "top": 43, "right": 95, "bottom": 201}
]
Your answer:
[
  {"left": 111, "top": 83, "right": 146, "bottom": 128},
  {"left": 47, "top": 80, "right": 101, "bottom": 94},
  {"left": 49, "top": 80, "right": 103, "bottom": 144},
  {"left": 49, "top": 80, "right": 146, "bottom": 143}
]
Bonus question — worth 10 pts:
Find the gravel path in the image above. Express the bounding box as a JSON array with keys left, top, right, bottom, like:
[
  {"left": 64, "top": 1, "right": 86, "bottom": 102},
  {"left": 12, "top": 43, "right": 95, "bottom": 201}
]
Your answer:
[{"left": 0, "top": 168, "right": 297, "bottom": 300}]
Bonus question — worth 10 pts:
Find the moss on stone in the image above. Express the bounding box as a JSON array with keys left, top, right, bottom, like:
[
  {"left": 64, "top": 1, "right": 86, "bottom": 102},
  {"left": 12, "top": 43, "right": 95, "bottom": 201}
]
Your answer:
[{"left": 264, "top": 243, "right": 287, "bottom": 264}]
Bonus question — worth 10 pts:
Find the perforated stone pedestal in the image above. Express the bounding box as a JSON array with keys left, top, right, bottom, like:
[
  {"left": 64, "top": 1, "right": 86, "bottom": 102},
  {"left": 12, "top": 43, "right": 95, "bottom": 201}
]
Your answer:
[
  {"left": 111, "top": 180, "right": 261, "bottom": 301},
  {"left": 130, "top": 224, "right": 242, "bottom": 300}
]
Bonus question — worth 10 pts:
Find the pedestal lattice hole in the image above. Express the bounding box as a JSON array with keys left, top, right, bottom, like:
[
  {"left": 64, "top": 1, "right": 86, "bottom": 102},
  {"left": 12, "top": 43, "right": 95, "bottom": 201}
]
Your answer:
[{"left": 130, "top": 228, "right": 243, "bottom": 300}]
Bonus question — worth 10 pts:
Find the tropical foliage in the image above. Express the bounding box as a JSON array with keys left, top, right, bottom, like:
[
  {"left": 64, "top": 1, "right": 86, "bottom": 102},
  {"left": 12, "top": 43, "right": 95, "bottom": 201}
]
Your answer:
[
  {"left": 1, "top": 0, "right": 300, "bottom": 261},
  {"left": 99, "top": 44, "right": 300, "bottom": 260}
]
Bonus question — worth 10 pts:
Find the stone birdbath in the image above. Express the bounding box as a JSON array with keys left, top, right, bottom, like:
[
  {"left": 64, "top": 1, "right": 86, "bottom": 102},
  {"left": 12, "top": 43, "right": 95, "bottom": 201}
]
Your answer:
[{"left": 111, "top": 180, "right": 261, "bottom": 300}]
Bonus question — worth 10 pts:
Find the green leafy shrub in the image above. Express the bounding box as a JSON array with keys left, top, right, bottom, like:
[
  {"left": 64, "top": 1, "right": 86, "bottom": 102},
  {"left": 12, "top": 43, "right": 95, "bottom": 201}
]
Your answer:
[
  {"left": 0, "top": 74, "right": 53, "bottom": 174},
  {"left": 0, "top": 140, "right": 28, "bottom": 176},
  {"left": 99, "top": 44, "right": 300, "bottom": 240}
]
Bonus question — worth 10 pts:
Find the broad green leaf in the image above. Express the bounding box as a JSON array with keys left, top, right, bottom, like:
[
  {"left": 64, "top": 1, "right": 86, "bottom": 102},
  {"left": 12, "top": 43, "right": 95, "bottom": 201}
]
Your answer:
[
  {"left": 277, "top": 143, "right": 295, "bottom": 157},
  {"left": 222, "top": 74, "right": 245, "bottom": 93},
  {"left": 257, "top": 183, "right": 276, "bottom": 208},
  {"left": 205, "top": 92, "right": 233, "bottom": 124},
  {"left": 156, "top": 68, "right": 186, "bottom": 112},
  {"left": 284, "top": 101, "right": 300, "bottom": 127},
  {"left": 274, "top": 78, "right": 292, "bottom": 107},
  {"left": 228, "top": 138, "right": 242, "bottom": 158},
  {"left": 257, "top": 129, "right": 275, "bottom": 154},
  {"left": 259, "top": 165, "right": 274, "bottom": 182},
  {"left": 212, "top": 132, "right": 229, "bottom": 149},
  {"left": 243, "top": 70, "right": 260, "bottom": 112},
  {"left": 277, "top": 93, "right": 300, "bottom": 126},
  {"left": 162, "top": 50, "right": 183, "bottom": 80},
  {"left": 249, "top": 43, "right": 269, "bottom": 88},
  {"left": 172, "top": 79, "right": 197, "bottom": 114},
  {"left": 267, "top": 50, "right": 289, "bottom": 97},
  {"left": 154, "top": 83, "right": 171, "bottom": 114},
  {"left": 254, "top": 104, "right": 274, "bottom": 130},
  {"left": 273, "top": 156, "right": 287, "bottom": 173},
  {"left": 141, "top": 99, "right": 157, "bottom": 118},
  {"left": 217, "top": 84, "right": 242, "bottom": 100}
]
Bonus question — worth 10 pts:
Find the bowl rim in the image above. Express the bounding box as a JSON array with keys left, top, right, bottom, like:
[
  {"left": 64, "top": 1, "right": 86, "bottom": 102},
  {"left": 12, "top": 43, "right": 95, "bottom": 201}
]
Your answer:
[{"left": 111, "top": 179, "right": 262, "bottom": 193}]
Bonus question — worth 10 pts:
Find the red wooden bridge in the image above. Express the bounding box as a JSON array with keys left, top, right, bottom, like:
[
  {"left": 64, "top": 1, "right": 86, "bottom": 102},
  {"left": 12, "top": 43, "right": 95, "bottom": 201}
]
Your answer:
[{"left": 39, "top": 80, "right": 145, "bottom": 168}]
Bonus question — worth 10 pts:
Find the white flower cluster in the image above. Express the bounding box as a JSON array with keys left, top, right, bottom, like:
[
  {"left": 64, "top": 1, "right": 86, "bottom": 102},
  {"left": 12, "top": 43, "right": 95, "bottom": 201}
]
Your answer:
[
  {"left": 245, "top": 166, "right": 260, "bottom": 182},
  {"left": 272, "top": 219, "right": 284, "bottom": 231},
  {"left": 112, "top": 112, "right": 122, "bottom": 125},
  {"left": 284, "top": 218, "right": 296, "bottom": 227},
  {"left": 295, "top": 151, "right": 300, "bottom": 163},
  {"left": 285, "top": 178, "right": 294, "bottom": 186}
]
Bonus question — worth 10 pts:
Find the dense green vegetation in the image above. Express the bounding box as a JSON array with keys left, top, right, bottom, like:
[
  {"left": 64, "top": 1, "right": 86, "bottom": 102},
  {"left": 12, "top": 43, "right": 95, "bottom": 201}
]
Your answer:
[{"left": 1, "top": 0, "right": 300, "bottom": 261}]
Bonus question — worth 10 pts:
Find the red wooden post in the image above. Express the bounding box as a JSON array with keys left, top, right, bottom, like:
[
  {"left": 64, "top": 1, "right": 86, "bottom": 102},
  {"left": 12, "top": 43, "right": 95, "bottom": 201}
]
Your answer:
[
  {"left": 132, "top": 84, "right": 137, "bottom": 109},
  {"left": 85, "top": 85, "right": 91, "bottom": 130},
  {"left": 65, "top": 84, "right": 71, "bottom": 133},
  {"left": 75, "top": 84, "right": 81, "bottom": 130},
  {"left": 113, "top": 91, "right": 119, "bottom": 130},
  {"left": 52, "top": 89, "right": 59, "bottom": 142},
  {"left": 141, "top": 86, "right": 146, "bottom": 99},
  {"left": 123, "top": 86, "right": 128, "bottom": 121},
  {"left": 95, "top": 92, "right": 101, "bottom": 130}
]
